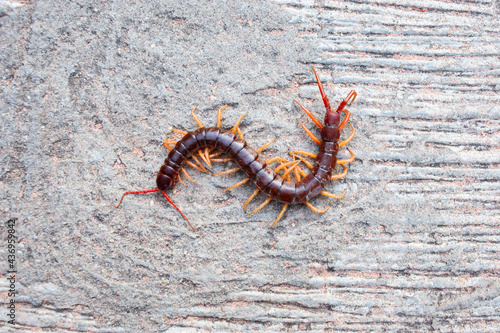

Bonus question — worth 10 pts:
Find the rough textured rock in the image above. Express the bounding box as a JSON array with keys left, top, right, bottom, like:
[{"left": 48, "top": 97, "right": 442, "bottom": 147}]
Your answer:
[{"left": 0, "top": 0, "right": 498, "bottom": 331}]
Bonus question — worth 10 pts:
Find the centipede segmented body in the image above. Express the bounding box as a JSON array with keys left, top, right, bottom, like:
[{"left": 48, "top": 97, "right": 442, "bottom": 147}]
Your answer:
[{"left": 117, "top": 68, "right": 357, "bottom": 230}]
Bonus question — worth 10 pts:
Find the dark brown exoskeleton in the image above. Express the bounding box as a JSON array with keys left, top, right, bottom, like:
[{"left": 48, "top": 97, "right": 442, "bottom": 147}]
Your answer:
[{"left": 117, "top": 68, "right": 357, "bottom": 230}]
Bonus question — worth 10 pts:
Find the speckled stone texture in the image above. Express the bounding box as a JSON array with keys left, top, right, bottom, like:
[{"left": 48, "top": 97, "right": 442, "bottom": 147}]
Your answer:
[{"left": 1, "top": 0, "right": 499, "bottom": 331}]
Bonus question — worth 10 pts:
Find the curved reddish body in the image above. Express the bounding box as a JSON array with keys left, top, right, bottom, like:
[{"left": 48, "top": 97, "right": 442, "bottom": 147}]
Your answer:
[
  {"left": 118, "top": 68, "right": 356, "bottom": 230},
  {"left": 157, "top": 126, "right": 340, "bottom": 204}
]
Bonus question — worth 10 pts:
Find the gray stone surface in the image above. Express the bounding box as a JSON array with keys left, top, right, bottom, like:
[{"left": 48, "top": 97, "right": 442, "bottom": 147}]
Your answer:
[{"left": 1, "top": 0, "right": 499, "bottom": 331}]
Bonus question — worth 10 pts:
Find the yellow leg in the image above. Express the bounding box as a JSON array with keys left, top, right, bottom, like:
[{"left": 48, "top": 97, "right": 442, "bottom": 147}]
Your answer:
[
  {"left": 273, "top": 160, "right": 299, "bottom": 174},
  {"left": 230, "top": 113, "right": 248, "bottom": 133},
  {"left": 247, "top": 197, "right": 272, "bottom": 216},
  {"left": 191, "top": 154, "right": 208, "bottom": 173},
  {"left": 337, "top": 148, "right": 355, "bottom": 164},
  {"left": 197, "top": 150, "right": 212, "bottom": 169},
  {"left": 224, "top": 177, "right": 250, "bottom": 191},
  {"left": 294, "top": 156, "right": 301, "bottom": 181},
  {"left": 213, "top": 167, "right": 240, "bottom": 175},
  {"left": 171, "top": 128, "right": 188, "bottom": 135},
  {"left": 191, "top": 106, "right": 204, "bottom": 128},
  {"left": 256, "top": 137, "right": 276, "bottom": 153},
  {"left": 281, "top": 161, "right": 300, "bottom": 179},
  {"left": 237, "top": 127, "right": 244, "bottom": 140},
  {"left": 294, "top": 100, "right": 323, "bottom": 129},
  {"left": 339, "top": 123, "right": 355, "bottom": 147},
  {"left": 321, "top": 188, "right": 347, "bottom": 199},
  {"left": 216, "top": 105, "right": 228, "bottom": 128},
  {"left": 244, "top": 188, "right": 260, "bottom": 213},
  {"left": 177, "top": 174, "right": 186, "bottom": 186},
  {"left": 211, "top": 156, "right": 232, "bottom": 163},
  {"left": 305, "top": 201, "right": 330, "bottom": 214},
  {"left": 297, "top": 165, "right": 308, "bottom": 178},
  {"left": 289, "top": 153, "right": 314, "bottom": 169},
  {"left": 181, "top": 167, "right": 198, "bottom": 184},
  {"left": 266, "top": 156, "right": 291, "bottom": 165},
  {"left": 290, "top": 150, "right": 317, "bottom": 159},
  {"left": 297, "top": 119, "right": 321, "bottom": 144},
  {"left": 204, "top": 147, "right": 212, "bottom": 169},
  {"left": 331, "top": 163, "right": 348, "bottom": 180},
  {"left": 268, "top": 204, "right": 288, "bottom": 228}
]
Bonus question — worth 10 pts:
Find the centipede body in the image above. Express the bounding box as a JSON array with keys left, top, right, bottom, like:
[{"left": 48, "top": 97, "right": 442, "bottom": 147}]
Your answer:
[{"left": 117, "top": 68, "right": 357, "bottom": 230}]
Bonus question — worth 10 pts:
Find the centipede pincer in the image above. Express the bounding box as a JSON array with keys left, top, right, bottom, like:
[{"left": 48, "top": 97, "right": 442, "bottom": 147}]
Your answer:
[{"left": 116, "top": 68, "right": 357, "bottom": 230}]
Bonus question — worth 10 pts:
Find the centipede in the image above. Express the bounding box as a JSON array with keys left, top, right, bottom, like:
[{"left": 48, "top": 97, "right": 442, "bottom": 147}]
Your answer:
[{"left": 116, "top": 68, "right": 357, "bottom": 230}]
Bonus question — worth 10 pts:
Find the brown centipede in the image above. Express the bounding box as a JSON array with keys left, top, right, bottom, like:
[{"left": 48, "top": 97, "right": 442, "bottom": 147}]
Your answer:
[{"left": 116, "top": 68, "right": 357, "bottom": 230}]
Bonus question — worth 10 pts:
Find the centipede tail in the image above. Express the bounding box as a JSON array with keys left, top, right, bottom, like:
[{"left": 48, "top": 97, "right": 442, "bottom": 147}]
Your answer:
[{"left": 117, "top": 68, "right": 356, "bottom": 230}]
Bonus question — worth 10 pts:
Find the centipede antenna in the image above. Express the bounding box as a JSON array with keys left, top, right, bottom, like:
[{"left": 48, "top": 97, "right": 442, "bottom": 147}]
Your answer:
[
  {"left": 312, "top": 67, "right": 332, "bottom": 115},
  {"left": 161, "top": 191, "right": 197, "bottom": 231},
  {"left": 116, "top": 188, "right": 159, "bottom": 208}
]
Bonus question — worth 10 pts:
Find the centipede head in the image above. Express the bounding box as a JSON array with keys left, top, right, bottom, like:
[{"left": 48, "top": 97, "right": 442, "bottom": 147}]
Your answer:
[
  {"left": 324, "top": 109, "right": 341, "bottom": 127},
  {"left": 157, "top": 165, "right": 178, "bottom": 190}
]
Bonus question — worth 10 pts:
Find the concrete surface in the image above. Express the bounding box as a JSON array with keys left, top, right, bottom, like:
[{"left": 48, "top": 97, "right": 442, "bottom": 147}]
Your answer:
[{"left": 1, "top": 0, "right": 499, "bottom": 331}]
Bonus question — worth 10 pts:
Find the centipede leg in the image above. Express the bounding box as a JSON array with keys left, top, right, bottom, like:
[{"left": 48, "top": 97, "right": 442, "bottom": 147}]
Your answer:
[
  {"left": 294, "top": 100, "right": 323, "bottom": 129},
  {"left": 338, "top": 108, "right": 351, "bottom": 130},
  {"left": 247, "top": 197, "right": 272, "bottom": 216},
  {"left": 289, "top": 153, "right": 314, "bottom": 170},
  {"left": 321, "top": 188, "right": 347, "bottom": 199},
  {"left": 216, "top": 105, "right": 228, "bottom": 128},
  {"left": 191, "top": 106, "right": 204, "bottom": 128},
  {"left": 268, "top": 204, "right": 288, "bottom": 228},
  {"left": 297, "top": 119, "right": 321, "bottom": 144},
  {"left": 305, "top": 201, "right": 330, "bottom": 214},
  {"left": 181, "top": 167, "right": 198, "bottom": 184},
  {"left": 339, "top": 123, "right": 355, "bottom": 147},
  {"left": 244, "top": 188, "right": 260, "bottom": 213},
  {"left": 336, "top": 148, "right": 355, "bottom": 164},
  {"left": 191, "top": 154, "right": 208, "bottom": 173},
  {"left": 256, "top": 137, "right": 276, "bottom": 153},
  {"left": 171, "top": 129, "right": 188, "bottom": 135},
  {"left": 230, "top": 113, "right": 248, "bottom": 133},
  {"left": 331, "top": 163, "right": 348, "bottom": 180},
  {"left": 224, "top": 177, "right": 250, "bottom": 191},
  {"left": 237, "top": 127, "right": 244, "bottom": 140},
  {"left": 213, "top": 167, "right": 240, "bottom": 175},
  {"left": 290, "top": 150, "right": 317, "bottom": 159}
]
